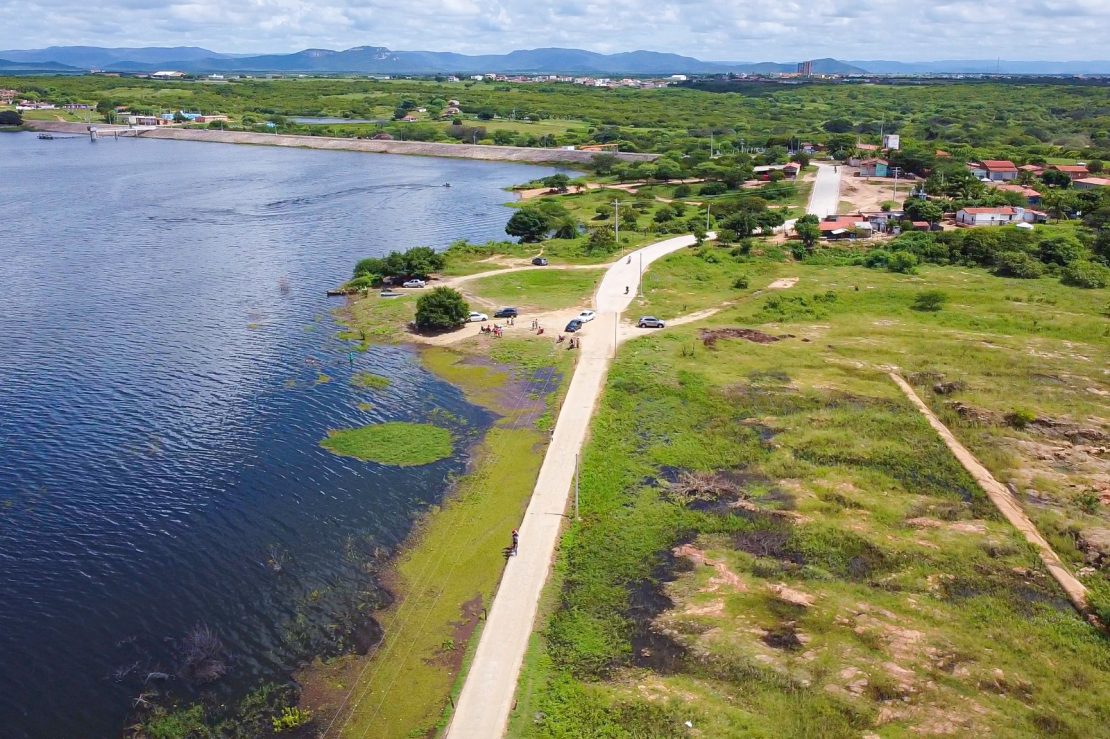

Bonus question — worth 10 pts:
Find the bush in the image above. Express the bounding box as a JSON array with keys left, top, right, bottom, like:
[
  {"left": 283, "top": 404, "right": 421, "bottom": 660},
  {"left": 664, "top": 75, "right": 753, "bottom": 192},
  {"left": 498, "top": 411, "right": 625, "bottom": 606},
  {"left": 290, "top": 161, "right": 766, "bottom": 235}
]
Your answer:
[
  {"left": 272, "top": 706, "right": 312, "bottom": 733},
  {"left": 911, "top": 290, "right": 948, "bottom": 312},
  {"left": 864, "top": 249, "right": 892, "bottom": 268},
  {"left": 1036, "top": 233, "right": 1084, "bottom": 266},
  {"left": 699, "top": 181, "right": 727, "bottom": 196},
  {"left": 673, "top": 184, "right": 692, "bottom": 198},
  {"left": 1061, "top": 260, "right": 1110, "bottom": 288},
  {"left": 415, "top": 287, "right": 469, "bottom": 331},
  {"left": 0, "top": 110, "right": 23, "bottom": 126},
  {"left": 887, "top": 251, "right": 919, "bottom": 273},
  {"left": 733, "top": 276, "right": 750, "bottom": 289},
  {"left": 993, "top": 251, "right": 1045, "bottom": 279},
  {"left": 1005, "top": 408, "right": 1037, "bottom": 429}
]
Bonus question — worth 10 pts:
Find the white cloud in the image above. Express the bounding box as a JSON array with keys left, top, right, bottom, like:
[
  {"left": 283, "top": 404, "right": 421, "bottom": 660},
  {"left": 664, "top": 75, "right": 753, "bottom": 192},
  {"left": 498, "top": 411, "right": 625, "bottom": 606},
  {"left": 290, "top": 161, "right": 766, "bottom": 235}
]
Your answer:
[{"left": 1, "top": 0, "right": 1109, "bottom": 60}]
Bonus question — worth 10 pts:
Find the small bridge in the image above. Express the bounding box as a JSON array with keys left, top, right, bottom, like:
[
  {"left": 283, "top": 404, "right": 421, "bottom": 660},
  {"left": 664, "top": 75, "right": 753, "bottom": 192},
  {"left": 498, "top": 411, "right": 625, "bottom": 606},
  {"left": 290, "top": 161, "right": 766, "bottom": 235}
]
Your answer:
[{"left": 88, "top": 126, "right": 158, "bottom": 139}]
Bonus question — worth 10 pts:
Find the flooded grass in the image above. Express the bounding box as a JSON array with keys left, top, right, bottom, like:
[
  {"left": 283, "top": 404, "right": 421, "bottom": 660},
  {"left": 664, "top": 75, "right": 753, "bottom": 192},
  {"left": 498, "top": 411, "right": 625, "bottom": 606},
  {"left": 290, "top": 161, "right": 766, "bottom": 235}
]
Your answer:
[{"left": 320, "top": 422, "right": 452, "bottom": 466}]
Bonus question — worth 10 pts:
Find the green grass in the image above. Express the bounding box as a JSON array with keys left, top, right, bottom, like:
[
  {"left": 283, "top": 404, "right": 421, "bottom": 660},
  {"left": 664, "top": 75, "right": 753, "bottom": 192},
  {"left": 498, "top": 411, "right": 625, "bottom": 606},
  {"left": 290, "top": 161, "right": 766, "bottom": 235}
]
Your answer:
[
  {"left": 320, "top": 422, "right": 452, "bottom": 466},
  {"left": 510, "top": 256, "right": 1110, "bottom": 737},
  {"left": 466, "top": 268, "right": 604, "bottom": 311},
  {"left": 350, "top": 371, "right": 390, "bottom": 390},
  {"left": 299, "top": 338, "right": 574, "bottom": 738}
]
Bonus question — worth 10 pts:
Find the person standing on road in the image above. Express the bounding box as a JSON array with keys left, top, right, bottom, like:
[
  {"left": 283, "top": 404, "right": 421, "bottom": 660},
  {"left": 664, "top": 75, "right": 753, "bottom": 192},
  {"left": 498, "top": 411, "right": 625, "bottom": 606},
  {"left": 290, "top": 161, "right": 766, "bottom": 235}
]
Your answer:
[{"left": 511, "top": 529, "right": 519, "bottom": 555}]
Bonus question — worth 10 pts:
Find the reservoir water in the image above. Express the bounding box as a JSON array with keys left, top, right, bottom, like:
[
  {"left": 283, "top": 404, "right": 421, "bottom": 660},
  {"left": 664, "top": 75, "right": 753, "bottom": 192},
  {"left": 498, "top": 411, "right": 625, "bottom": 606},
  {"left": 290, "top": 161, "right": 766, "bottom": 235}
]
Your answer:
[{"left": 0, "top": 132, "right": 557, "bottom": 737}]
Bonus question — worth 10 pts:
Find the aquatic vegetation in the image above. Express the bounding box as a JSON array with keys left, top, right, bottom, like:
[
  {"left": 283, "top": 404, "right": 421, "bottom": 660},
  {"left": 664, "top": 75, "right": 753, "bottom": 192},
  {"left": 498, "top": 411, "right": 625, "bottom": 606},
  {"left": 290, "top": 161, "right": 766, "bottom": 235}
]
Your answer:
[
  {"left": 351, "top": 371, "right": 390, "bottom": 390},
  {"left": 315, "top": 373, "right": 332, "bottom": 384},
  {"left": 320, "top": 422, "right": 452, "bottom": 466}
]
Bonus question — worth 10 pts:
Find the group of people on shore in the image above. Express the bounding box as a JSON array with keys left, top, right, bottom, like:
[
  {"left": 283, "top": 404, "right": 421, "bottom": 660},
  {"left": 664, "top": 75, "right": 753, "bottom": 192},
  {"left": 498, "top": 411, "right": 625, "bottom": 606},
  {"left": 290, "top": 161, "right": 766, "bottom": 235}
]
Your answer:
[{"left": 478, "top": 323, "right": 504, "bottom": 337}]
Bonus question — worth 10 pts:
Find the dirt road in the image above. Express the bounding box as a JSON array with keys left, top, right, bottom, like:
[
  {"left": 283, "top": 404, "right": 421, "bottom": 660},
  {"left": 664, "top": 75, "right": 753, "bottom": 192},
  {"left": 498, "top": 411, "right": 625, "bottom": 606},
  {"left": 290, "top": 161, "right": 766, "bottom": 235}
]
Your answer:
[{"left": 446, "top": 234, "right": 702, "bottom": 738}]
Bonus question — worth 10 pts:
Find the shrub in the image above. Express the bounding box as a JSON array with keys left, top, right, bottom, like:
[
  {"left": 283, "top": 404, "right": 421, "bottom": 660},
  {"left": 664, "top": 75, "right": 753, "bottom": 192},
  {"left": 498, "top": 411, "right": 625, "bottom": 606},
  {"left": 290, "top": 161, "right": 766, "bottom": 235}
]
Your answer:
[
  {"left": 887, "top": 251, "right": 919, "bottom": 273},
  {"left": 1061, "top": 260, "right": 1110, "bottom": 288},
  {"left": 414, "top": 287, "right": 469, "bottom": 331},
  {"left": 1005, "top": 409, "right": 1037, "bottom": 429},
  {"left": 993, "top": 251, "right": 1045, "bottom": 279},
  {"left": 911, "top": 290, "right": 948, "bottom": 312},
  {"left": 673, "top": 184, "right": 692, "bottom": 198},
  {"left": 1036, "top": 233, "right": 1084, "bottom": 266},
  {"left": 699, "top": 181, "right": 727, "bottom": 196},
  {"left": 733, "top": 276, "right": 750, "bottom": 289},
  {"left": 272, "top": 706, "right": 312, "bottom": 733},
  {"left": 864, "top": 249, "right": 892, "bottom": 268}
]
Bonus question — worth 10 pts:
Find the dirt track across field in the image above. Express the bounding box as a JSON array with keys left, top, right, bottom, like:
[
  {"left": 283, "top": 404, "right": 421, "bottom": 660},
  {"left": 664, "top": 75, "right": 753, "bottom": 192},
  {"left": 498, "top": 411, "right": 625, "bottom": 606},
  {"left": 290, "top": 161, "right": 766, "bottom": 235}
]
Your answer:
[{"left": 890, "top": 373, "right": 1097, "bottom": 625}]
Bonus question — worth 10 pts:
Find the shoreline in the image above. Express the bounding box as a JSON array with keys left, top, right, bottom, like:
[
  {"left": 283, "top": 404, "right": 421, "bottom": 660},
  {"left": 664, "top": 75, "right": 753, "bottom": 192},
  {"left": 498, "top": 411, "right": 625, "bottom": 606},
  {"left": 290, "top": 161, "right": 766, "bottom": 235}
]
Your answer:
[
  {"left": 22, "top": 120, "right": 660, "bottom": 165},
  {"left": 294, "top": 339, "right": 574, "bottom": 738}
]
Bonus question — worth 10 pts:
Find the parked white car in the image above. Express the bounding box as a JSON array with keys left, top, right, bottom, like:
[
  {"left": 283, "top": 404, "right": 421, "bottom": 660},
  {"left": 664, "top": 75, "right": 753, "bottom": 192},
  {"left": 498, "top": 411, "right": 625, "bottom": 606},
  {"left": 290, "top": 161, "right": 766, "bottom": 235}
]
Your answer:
[
  {"left": 468, "top": 311, "right": 489, "bottom": 322},
  {"left": 577, "top": 310, "right": 597, "bottom": 323},
  {"left": 402, "top": 279, "right": 426, "bottom": 288}
]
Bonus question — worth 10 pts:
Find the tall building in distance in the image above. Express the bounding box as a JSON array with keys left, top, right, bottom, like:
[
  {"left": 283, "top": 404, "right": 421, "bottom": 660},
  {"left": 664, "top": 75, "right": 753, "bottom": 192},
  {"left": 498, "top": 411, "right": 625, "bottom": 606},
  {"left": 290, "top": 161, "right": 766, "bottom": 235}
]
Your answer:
[{"left": 797, "top": 60, "right": 813, "bottom": 77}]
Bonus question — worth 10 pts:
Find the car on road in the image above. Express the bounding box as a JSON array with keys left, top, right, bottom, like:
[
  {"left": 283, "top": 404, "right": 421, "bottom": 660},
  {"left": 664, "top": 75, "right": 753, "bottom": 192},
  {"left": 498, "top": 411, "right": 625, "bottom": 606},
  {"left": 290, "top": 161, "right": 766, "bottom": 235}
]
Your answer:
[
  {"left": 577, "top": 310, "right": 596, "bottom": 323},
  {"left": 531, "top": 256, "right": 548, "bottom": 266},
  {"left": 637, "top": 316, "right": 665, "bottom": 328},
  {"left": 468, "top": 311, "right": 489, "bottom": 322},
  {"left": 565, "top": 318, "right": 584, "bottom": 333},
  {"left": 493, "top": 307, "right": 518, "bottom": 318},
  {"left": 401, "top": 279, "right": 426, "bottom": 288}
]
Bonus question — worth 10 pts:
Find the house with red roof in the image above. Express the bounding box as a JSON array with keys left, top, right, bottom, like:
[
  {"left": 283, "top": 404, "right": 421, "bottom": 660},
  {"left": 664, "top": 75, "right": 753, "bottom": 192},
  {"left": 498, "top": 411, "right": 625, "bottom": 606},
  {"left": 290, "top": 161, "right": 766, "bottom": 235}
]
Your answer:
[
  {"left": 1074, "top": 177, "right": 1110, "bottom": 191},
  {"left": 1050, "top": 164, "right": 1090, "bottom": 180},
  {"left": 818, "top": 215, "right": 872, "bottom": 239},
  {"left": 971, "top": 160, "right": 1019, "bottom": 181},
  {"left": 1018, "top": 163, "right": 1044, "bottom": 176},
  {"left": 992, "top": 183, "right": 1043, "bottom": 205},
  {"left": 956, "top": 206, "right": 1047, "bottom": 227}
]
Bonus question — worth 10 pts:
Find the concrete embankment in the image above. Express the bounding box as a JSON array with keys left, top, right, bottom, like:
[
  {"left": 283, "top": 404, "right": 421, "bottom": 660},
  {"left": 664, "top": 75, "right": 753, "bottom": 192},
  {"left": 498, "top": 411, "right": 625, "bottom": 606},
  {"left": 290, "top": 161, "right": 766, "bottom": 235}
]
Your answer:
[{"left": 24, "top": 121, "right": 659, "bottom": 165}]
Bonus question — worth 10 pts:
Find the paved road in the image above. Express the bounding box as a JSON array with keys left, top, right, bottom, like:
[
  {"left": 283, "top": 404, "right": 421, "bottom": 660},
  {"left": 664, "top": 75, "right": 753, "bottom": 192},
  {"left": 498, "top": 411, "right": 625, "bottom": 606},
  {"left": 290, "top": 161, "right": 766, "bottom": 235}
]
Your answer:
[
  {"left": 446, "top": 233, "right": 702, "bottom": 738},
  {"left": 807, "top": 162, "right": 842, "bottom": 218}
]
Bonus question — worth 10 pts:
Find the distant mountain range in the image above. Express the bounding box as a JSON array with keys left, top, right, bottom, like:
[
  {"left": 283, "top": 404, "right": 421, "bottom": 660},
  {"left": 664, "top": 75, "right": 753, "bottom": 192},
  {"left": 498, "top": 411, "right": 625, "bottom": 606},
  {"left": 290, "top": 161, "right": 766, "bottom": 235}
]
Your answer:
[{"left": 1, "top": 45, "right": 1109, "bottom": 76}]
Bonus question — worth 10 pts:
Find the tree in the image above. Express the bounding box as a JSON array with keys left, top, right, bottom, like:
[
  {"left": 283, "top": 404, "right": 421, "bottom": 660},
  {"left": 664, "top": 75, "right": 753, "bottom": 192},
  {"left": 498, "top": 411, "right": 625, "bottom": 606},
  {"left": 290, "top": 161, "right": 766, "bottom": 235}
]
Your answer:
[
  {"left": 903, "top": 198, "right": 944, "bottom": 224},
  {"left": 1040, "top": 169, "right": 1072, "bottom": 189},
  {"left": 586, "top": 226, "right": 616, "bottom": 254},
  {"left": 0, "top": 110, "right": 22, "bottom": 126},
  {"left": 993, "top": 251, "right": 1045, "bottom": 279},
  {"left": 619, "top": 208, "right": 639, "bottom": 230},
  {"left": 795, "top": 215, "right": 821, "bottom": 248},
  {"left": 1088, "top": 159, "right": 1104, "bottom": 174},
  {"left": 823, "top": 118, "right": 854, "bottom": 133},
  {"left": 590, "top": 153, "right": 619, "bottom": 176},
  {"left": 1061, "top": 260, "right": 1110, "bottom": 288},
  {"left": 415, "top": 287, "right": 469, "bottom": 332},
  {"left": 1036, "top": 234, "right": 1084, "bottom": 266},
  {"left": 542, "top": 174, "right": 571, "bottom": 193},
  {"left": 505, "top": 209, "right": 549, "bottom": 242}
]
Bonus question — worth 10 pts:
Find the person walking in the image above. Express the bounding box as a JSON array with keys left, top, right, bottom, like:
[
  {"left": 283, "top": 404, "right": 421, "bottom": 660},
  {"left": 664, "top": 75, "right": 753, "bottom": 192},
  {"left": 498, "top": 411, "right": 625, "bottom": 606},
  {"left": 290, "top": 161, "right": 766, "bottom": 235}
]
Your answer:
[{"left": 510, "top": 528, "right": 519, "bottom": 556}]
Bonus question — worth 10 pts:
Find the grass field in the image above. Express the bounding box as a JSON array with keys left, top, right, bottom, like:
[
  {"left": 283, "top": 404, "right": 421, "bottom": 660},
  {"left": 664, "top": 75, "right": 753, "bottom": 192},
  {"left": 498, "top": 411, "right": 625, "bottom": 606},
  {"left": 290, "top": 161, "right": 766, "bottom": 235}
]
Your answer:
[
  {"left": 465, "top": 268, "right": 604, "bottom": 311},
  {"left": 509, "top": 253, "right": 1110, "bottom": 737}
]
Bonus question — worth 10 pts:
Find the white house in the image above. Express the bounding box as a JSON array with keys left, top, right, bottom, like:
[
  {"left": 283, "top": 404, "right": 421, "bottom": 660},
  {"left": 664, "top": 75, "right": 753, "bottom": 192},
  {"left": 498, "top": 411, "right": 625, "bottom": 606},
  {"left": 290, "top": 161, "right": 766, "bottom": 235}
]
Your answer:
[{"left": 955, "top": 206, "right": 1047, "bottom": 227}]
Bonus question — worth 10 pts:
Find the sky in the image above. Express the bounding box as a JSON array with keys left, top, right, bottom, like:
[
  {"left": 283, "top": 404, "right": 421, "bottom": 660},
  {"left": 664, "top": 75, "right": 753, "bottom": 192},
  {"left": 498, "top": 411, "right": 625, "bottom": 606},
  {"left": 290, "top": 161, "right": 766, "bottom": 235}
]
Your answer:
[{"left": 2, "top": 0, "right": 1109, "bottom": 60}]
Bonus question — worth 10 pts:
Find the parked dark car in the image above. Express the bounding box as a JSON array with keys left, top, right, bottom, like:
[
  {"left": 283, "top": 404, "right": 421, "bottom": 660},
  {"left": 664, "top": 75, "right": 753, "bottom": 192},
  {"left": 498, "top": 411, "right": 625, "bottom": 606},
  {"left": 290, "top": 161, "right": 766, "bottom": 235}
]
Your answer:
[
  {"left": 565, "top": 318, "right": 584, "bottom": 333},
  {"left": 494, "top": 307, "right": 519, "bottom": 318},
  {"left": 531, "top": 257, "right": 549, "bottom": 266},
  {"left": 637, "top": 316, "right": 665, "bottom": 328}
]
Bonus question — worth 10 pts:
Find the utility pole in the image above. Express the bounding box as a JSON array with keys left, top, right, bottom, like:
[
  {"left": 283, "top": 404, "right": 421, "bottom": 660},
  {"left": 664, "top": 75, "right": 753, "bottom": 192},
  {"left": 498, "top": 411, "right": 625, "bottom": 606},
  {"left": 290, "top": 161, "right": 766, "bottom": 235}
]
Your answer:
[
  {"left": 891, "top": 166, "right": 902, "bottom": 200},
  {"left": 613, "top": 199, "right": 620, "bottom": 245},
  {"left": 706, "top": 203, "right": 712, "bottom": 232}
]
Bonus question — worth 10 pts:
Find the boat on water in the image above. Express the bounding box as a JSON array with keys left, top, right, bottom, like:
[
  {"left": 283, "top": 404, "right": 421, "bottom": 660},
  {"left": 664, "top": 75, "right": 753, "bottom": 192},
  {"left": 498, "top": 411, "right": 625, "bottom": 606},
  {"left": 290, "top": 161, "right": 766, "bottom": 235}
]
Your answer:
[{"left": 37, "top": 133, "right": 55, "bottom": 140}]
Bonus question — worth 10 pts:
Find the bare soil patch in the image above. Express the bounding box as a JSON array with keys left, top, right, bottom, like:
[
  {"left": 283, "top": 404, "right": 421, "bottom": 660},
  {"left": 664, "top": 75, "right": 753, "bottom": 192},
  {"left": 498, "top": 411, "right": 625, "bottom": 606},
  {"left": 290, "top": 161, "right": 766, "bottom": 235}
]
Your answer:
[{"left": 700, "top": 327, "right": 784, "bottom": 348}]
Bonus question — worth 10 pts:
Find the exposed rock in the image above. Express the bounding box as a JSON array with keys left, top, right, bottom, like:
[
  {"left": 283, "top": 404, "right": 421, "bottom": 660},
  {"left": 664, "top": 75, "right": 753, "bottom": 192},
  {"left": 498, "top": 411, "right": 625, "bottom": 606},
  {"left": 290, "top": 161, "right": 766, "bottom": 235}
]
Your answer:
[{"left": 769, "top": 582, "right": 816, "bottom": 608}]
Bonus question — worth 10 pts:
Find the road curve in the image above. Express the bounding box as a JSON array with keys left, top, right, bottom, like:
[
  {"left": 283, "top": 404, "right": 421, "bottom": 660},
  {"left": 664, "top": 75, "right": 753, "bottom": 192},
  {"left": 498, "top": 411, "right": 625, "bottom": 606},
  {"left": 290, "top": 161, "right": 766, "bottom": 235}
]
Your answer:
[{"left": 446, "top": 233, "right": 701, "bottom": 738}]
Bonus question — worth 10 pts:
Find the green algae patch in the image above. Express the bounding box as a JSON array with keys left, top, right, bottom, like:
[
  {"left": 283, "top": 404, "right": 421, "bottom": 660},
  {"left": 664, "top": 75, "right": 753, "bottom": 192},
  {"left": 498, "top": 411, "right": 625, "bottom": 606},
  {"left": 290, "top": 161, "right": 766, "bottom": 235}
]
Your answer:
[
  {"left": 351, "top": 371, "right": 391, "bottom": 390},
  {"left": 320, "top": 422, "right": 452, "bottom": 466}
]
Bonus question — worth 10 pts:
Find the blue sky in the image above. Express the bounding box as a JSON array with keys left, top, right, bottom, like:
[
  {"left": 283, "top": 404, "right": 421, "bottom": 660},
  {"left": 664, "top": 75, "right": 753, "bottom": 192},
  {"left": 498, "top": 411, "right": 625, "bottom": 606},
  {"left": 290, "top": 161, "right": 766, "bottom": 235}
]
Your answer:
[{"left": 2, "top": 0, "right": 1108, "bottom": 60}]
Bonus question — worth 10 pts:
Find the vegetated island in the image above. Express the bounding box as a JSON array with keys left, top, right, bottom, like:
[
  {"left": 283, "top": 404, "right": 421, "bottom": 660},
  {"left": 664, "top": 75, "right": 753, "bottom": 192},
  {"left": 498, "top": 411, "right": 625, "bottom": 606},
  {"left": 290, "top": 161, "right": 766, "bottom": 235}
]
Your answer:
[
  {"left": 320, "top": 422, "right": 452, "bottom": 466},
  {"left": 350, "top": 371, "right": 391, "bottom": 390}
]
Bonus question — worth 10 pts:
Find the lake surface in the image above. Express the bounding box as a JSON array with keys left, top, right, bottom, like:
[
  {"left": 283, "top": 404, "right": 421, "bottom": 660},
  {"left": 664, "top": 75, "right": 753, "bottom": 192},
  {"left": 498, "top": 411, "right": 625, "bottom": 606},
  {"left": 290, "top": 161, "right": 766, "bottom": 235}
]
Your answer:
[{"left": 0, "top": 132, "right": 558, "bottom": 737}]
